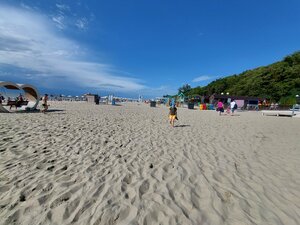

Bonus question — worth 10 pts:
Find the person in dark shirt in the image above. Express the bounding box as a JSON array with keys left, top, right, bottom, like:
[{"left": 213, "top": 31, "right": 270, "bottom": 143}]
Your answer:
[
  {"left": 18, "top": 94, "right": 23, "bottom": 102},
  {"left": 15, "top": 94, "right": 24, "bottom": 108},
  {"left": 169, "top": 105, "right": 177, "bottom": 127}
]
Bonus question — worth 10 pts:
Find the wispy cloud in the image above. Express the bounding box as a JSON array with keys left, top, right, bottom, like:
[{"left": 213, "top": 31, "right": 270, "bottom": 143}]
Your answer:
[
  {"left": 55, "top": 4, "right": 70, "bottom": 11},
  {"left": 75, "top": 17, "right": 89, "bottom": 30},
  {"left": 192, "top": 75, "right": 213, "bottom": 83},
  {"left": 51, "top": 3, "right": 70, "bottom": 30},
  {"left": 0, "top": 5, "right": 145, "bottom": 92},
  {"left": 52, "top": 2, "right": 92, "bottom": 31},
  {"left": 20, "top": 3, "right": 33, "bottom": 10},
  {"left": 52, "top": 15, "right": 66, "bottom": 30}
]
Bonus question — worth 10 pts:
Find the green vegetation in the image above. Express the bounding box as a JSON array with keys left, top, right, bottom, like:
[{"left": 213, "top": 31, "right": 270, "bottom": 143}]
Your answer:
[
  {"left": 178, "top": 84, "right": 191, "bottom": 95},
  {"left": 184, "top": 51, "right": 300, "bottom": 103}
]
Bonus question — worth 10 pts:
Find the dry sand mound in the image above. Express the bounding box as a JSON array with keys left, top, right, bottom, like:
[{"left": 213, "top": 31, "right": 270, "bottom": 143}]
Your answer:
[{"left": 0, "top": 102, "right": 299, "bottom": 225}]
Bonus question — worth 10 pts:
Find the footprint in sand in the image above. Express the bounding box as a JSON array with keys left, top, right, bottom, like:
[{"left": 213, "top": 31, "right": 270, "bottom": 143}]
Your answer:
[
  {"left": 139, "top": 180, "right": 150, "bottom": 197},
  {"left": 50, "top": 192, "right": 71, "bottom": 208},
  {"left": 42, "top": 183, "right": 54, "bottom": 192},
  {"left": 121, "top": 183, "right": 127, "bottom": 192},
  {"left": 19, "top": 193, "right": 26, "bottom": 202},
  {"left": 223, "top": 191, "right": 232, "bottom": 203},
  {"left": 46, "top": 165, "right": 55, "bottom": 171},
  {"left": 123, "top": 174, "right": 132, "bottom": 184},
  {"left": 63, "top": 197, "right": 80, "bottom": 220}
]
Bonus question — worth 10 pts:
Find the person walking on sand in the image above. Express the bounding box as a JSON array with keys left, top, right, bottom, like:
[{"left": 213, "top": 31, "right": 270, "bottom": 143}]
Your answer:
[
  {"left": 169, "top": 105, "right": 177, "bottom": 127},
  {"left": 216, "top": 99, "right": 224, "bottom": 116},
  {"left": 230, "top": 99, "right": 237, "bottom": 116},
  {"left": 41, "top": 94, "right": 49, "bottom": 113}
]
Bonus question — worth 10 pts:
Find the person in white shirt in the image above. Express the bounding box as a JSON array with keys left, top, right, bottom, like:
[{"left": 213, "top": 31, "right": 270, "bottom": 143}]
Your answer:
[{"left": 230, "top": 99, "right": 237, "bottom": 115}]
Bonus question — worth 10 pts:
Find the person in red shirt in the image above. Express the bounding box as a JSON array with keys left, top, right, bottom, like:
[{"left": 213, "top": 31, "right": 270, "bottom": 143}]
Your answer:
[{"left": 216, "top": 99, "right": 224, "bottom": 116}]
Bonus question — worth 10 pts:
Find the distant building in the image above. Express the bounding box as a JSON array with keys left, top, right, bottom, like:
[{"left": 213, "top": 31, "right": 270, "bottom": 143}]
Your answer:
[{"left": 85, "top": 94, "right": 100, "bottom": 104}]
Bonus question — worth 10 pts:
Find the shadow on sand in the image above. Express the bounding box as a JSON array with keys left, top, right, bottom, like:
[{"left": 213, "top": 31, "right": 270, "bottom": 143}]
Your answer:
[
  {"left": 220, "top": 114, "right": 240, "bottom": 116},
  {"left": 174, "top": 124, "right": 191, "bottom": 128},
  {"left": 12, "top": 109, "right": 66, "bottom": 114},
  {"left": 45, "top": 109, "right": 65, "bottom": 112}
]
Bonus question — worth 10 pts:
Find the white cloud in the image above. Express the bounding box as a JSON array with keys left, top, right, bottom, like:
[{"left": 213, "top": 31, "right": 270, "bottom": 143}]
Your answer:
[
  {"left": 52, "top": 15, "right": 65, "bottom": 30},
  {"left": 0, "top": 5, "right": 145, "bottom": 92},
  {"left": 56, "top": 4, "right": 70, "bottom": 11},
  {"left": 52, "top": 15, "right": 66, "bottom": 30},
  {"left": 192, "top": 75, "right": 213, "bottom": 82},
  {"left": 52, "top": 3, "right": 71, "bottom": 30},
  {"left": 75, "top": 17, "right": 88, "bottom": 30},
  {"left": 20, "top": 3, "right": 33, "bottom": 10},
  {"left": 52, "top": 2, "right": 91, "bottom": 31}
]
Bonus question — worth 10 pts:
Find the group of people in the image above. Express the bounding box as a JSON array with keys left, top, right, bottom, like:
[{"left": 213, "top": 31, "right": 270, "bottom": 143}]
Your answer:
[
  {"left": 9, "top": 94, "right": 25, "bottom": 110},
  {"left": 0, "top": 93, "right": 25, "bottom": 109},
  {"left": 0, "top": 90, "right": 49, "bottom": 113},
  {"left": 168, "top": 99, "right": 238, "bottom": 127},
  {"left": 0, "top": 92, "right": 49, "bottom": 113},
  {"left": 216, "top": 99, "right": 237, "bottom": 116},
  {"left": 269, "top": 102, "right": 279, "bottom": 110}
]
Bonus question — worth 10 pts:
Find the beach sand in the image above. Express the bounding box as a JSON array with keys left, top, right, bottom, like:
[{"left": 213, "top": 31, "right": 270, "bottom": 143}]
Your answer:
[{"left": 0, "top": 102, "right": 299, "bottom": 225}]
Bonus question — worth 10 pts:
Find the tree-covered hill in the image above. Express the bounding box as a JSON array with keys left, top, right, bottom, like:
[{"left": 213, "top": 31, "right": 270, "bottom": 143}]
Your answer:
[{"left": 185, "top": 51, "right": 300, "bottom": 103}]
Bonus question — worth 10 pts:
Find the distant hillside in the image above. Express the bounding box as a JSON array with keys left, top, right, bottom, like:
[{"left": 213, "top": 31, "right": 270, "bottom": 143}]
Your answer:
[{"left": 186, "top": 51, "right": 300, "bottom": 103}]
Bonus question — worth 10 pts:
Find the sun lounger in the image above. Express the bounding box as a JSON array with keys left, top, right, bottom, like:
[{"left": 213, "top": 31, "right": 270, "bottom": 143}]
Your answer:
[{"left": 261, "top": 110, "right": 297, "bottom": 117}]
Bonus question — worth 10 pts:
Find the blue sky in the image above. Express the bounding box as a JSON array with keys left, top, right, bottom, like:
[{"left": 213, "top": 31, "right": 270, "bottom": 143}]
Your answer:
[{"left": 0, "top": 0, "right": 300, "bottom": 98}]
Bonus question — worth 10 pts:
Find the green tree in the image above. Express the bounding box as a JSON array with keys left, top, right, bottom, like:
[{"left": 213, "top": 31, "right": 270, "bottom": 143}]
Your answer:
[
  {"left": 178, "top": 84, "right": 191, "bottom": 94},
  {"left": 175, "top": 51, "right": 300, "bottom": 102}
]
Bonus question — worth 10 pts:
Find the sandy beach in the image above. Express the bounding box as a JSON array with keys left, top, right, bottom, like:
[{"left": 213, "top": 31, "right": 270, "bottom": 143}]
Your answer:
[{"left": 0, "top": 101, "right": 299, "bottom": 225}]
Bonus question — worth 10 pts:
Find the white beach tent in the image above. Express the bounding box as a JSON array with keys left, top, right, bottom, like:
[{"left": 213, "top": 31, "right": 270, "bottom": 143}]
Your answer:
[{"left": 0, "top": 81, "right": 40, "bottom": 112}]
